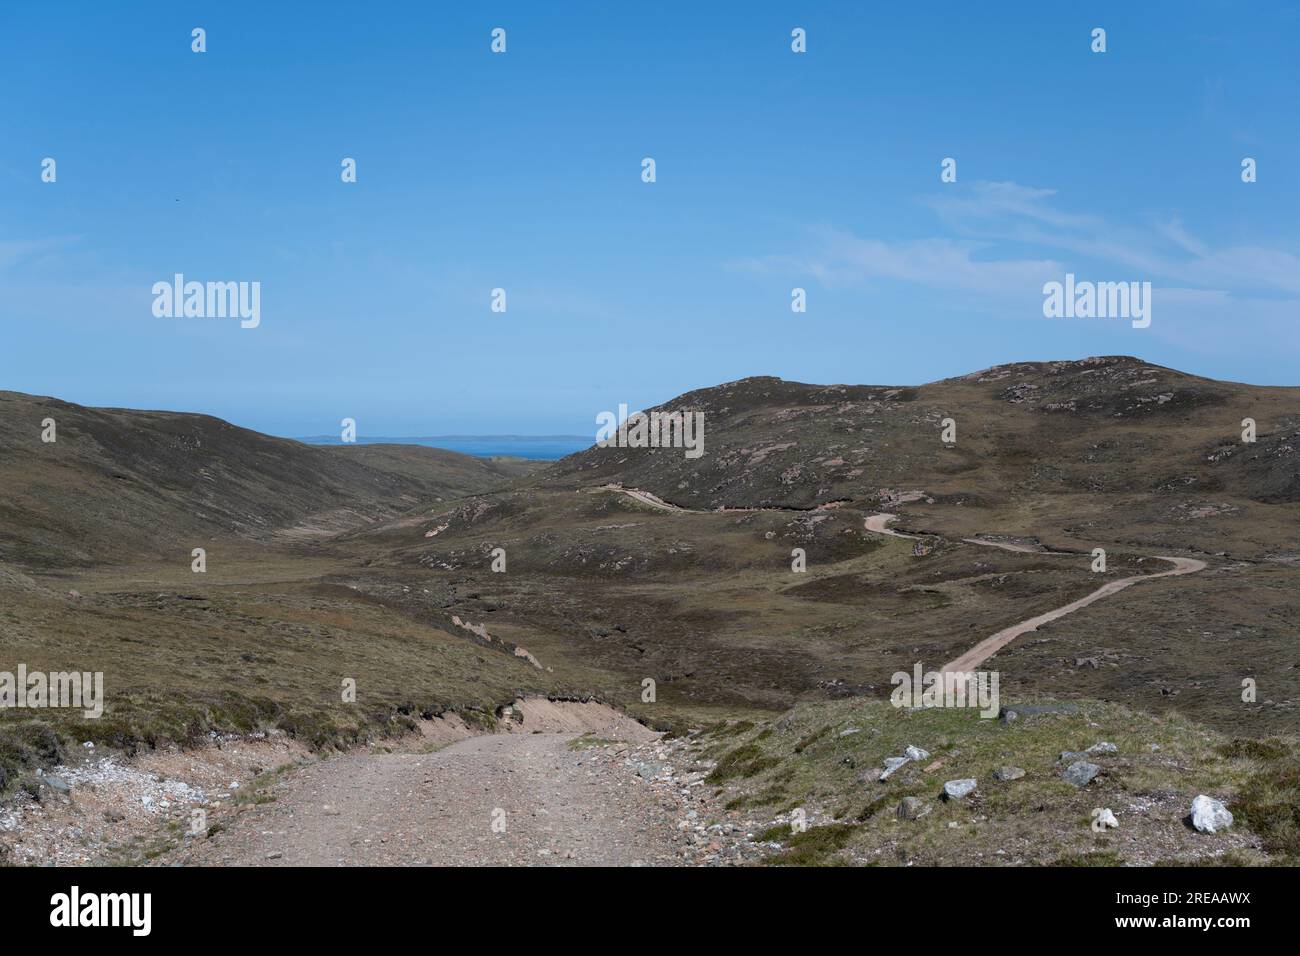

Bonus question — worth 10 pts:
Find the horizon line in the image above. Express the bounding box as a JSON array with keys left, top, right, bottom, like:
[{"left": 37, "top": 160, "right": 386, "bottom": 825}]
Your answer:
[{"left": 295, "top": 434, "right": 593, "bottom": 442}]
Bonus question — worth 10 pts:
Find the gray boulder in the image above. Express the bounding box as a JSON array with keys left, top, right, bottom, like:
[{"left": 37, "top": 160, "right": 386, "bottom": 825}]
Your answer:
[
  {"left": 993, "top": 766, "right": 1025, "bottom": 781},
  {"left": 1061, "top": 761, "right": 1101, "bottom": 787},
  {"left": 897, "top": 796, "right": 931, "bottom": 820}
]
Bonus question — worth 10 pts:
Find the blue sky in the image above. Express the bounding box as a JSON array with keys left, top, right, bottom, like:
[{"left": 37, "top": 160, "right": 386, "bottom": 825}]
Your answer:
[{"left": 2, "top": 1, "right": 1298, "bottom": 435}]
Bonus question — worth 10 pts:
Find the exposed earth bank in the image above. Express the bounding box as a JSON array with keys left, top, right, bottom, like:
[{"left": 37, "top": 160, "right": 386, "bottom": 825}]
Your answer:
[{"left": 2, "top": 699, "right": 769, "bottom": 867}]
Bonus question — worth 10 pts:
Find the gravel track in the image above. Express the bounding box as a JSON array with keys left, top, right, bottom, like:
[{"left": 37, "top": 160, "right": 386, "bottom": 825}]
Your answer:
[
  {"left": 862, "top": 513, "right": 1207, "bottom": 673},
  {"left": 166, "top": 732, "right": 689, "bottom": 867}
]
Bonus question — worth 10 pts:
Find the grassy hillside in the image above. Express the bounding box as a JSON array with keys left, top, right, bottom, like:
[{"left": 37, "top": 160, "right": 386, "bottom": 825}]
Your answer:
[
  {"left": 547, "top": 356, "right": 1300, "bottom": 518},
  {"left": 0, "top": 394, "right": 568, "bottom": 794},
  {"left": 0, "top": 553, "right": 559, "bottom": 794},
  {"left": 687, "top": 699, "right": 1298, "bottom": 866},
  {"left": 3, "top": 359, "right": 1296, "bottom": 846},
  {"left": 0, "top": 391, "right": 533, "bottom": 566},
  {"left": 320, "top": 443, "right": 542, "bottom": 490}
]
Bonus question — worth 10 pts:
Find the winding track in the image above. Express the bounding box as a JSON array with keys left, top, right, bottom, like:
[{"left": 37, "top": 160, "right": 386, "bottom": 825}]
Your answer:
[
  {"left": 599, "top": 487, "right": 1207, "bottom": 677},
  {"left": 862, "top": 513, "right": 1207, "bottom": 673},
  {"left": 603, "top": 485, "right": 689, "bottom": 512}
]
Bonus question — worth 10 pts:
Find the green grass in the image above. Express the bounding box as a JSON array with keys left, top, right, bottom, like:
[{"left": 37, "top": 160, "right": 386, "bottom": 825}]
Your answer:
[
  {"left": 689, "top": 697, "right": 1291, "bottom": 866},
  {"left": 764, "top": 823, "right": 861, "bottom": 866},
  {"left": 230, "top": 762, "right": 299, "bottom": 808},
  {"left": 706, "top": 743, "right": 783, "bottom": 783},
  {"left": 0, "top": 721, "right": 63, "bottom": 795},
  {"left": 757, "top": 823, "right": 793, "bottom": 842},
  {"left": 0, "top": 565, "right": 560, "bottom": 796},
  {"left": 1051, "top": 850, "right": 1124, "bottom": 867},
  {"left": 1224, "top": 738, "right": 1300, "bottom": 862},
  {"left": 725, "top": 784, "right": 792, "bottom": 811}
]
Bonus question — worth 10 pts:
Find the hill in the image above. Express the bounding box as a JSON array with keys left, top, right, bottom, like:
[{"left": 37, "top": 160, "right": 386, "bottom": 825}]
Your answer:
[
  {"left": 0, "top": 392, "right": 534, "bottom": 567},
  {"left": 547, "top": 356, "right": 1300, "bottom": 515},
  {"left": 362, "top": 356, "right": 1300, "bottom": 736}
]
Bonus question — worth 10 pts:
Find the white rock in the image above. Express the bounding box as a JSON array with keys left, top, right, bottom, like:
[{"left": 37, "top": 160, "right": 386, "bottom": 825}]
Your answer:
[
  {"left": 1191, "top": 795, "right": 1233, "bottom": 833},
  {"left": 904, "top": 745, "right": 931, "bottom": 761},
  {"left": 1094, "top": 808, "right": 1119, "bottom": 829},
  {"left": 879, "top": 756, "right": 910, "bottom": 781},
  {"left": 943, "top": 778, "right": 977, "bottom": 800}
]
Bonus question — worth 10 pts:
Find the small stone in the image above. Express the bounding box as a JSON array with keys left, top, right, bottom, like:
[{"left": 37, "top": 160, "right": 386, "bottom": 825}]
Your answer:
[
  {"left": 897, "top": 796, "right": 931, "bottom": 820},
  {"left": 879, "top": 756, "right": 910, "bottom": 781},
  {"left": 1061, "top": 761, "right": 1101, "bottom": 787},
  {"left": 44, "top": 776, "right": 71, "bottom": 795},
  {"left": 1093, "top": 808, "right": 1119, "bottom": 829},
  {"left": 904, "top": 745, "right": 931, "bottom": 761},
  {"left": 942, "top": 778, "right": 977, "bottom": 800},
  {"left": 1087, "top": 741, "right": 1118, "bottom": 754},
  {"left": 265, "top": 851, "right": 282, "bottom": 860},
  {"left": 1191, "top": 795, "right": 1233, "bottom": 833},
  {"left": 993, "top": 766, "right": 1025, "bottom": 781}
]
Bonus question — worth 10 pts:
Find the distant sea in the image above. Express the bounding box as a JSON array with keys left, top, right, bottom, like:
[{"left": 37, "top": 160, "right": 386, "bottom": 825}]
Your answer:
[{"left": 300, "top": 435, "right": 593, "bottom": 461}]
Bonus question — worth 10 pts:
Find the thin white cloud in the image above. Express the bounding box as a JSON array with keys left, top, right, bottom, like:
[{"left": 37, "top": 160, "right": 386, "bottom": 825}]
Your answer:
[
  {"left": 798, "top": 227, "right": 1061, "bottom": 295},
  {"left": 0, "top": 236, "right": 78, "bottom": 271},
  {"left": 739, "top": 181, "right": 1300, "bottom": 299}
]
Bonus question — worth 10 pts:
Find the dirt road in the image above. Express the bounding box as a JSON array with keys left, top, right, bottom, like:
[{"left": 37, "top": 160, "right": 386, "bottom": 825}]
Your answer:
[
  {"left": 596, "top": 503, "right": 1207, "bottom": 677},
  {"left": 167, "top": 731, "right": 690, "bottom": 867},
  {"left": 864, "top": 513, "right": 1037, "bottom": 552},
  {"left": 602, "top": 484, "right": 691, "bottom": 513},
  {"left": 863, "top": 513, "right": 918, "bottom": 538},
  {"left": 599, "top": 484, "right": 847, "bottom": 516},
  {"left": 862, "top": 513, "right": 1207, "bottom": 672},
  {"left": 940, "top": 555, "right": 1206, "bottom": 673},
  {"left": 149, "top": 700, "right": 727, "bottom": 867}
]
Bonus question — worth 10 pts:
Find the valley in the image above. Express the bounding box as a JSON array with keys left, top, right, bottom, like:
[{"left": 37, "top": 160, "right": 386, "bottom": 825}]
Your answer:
[{"left": 2, "top": 355, "right": 1297, "bottom": 867}]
